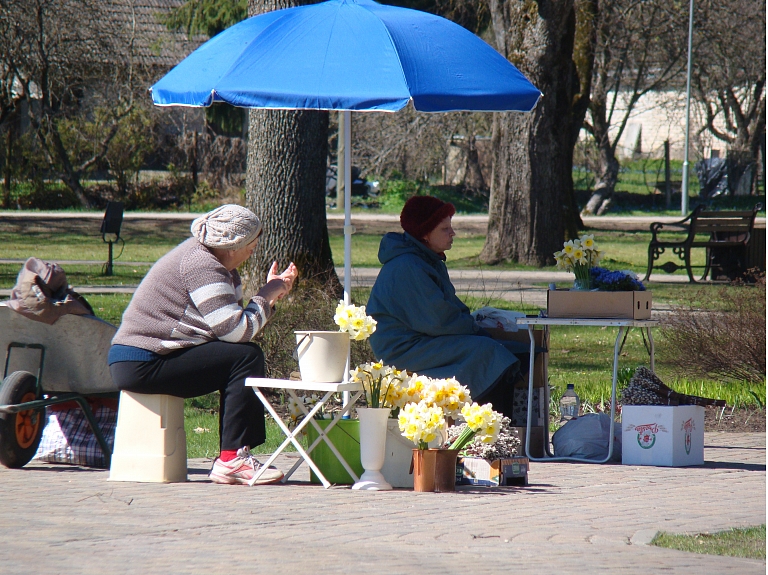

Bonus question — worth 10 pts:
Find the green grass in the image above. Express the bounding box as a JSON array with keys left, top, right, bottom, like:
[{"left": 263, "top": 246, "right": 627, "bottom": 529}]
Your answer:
[
  {"left": 651, "top": 525, "right": 766, "bottom": 560},
  {"left": 78, "top": 293, "right": 134, "bottom": 325},
  {"left": 328, "top": 229, "right": 706, "bottom": 276},
  {"left": 0, "top": 231, "right": 177, "bottom": 262},
  {"left": 184, "top": 406, "right": 307, "bottom": 459},
  {"left": 542, "top": 325, "right": 765, "bottom": 411}
]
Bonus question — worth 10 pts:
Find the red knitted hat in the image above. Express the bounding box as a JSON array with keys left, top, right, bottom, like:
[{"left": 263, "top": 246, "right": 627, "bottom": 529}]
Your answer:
[{"left": 399, "top": 196, "right": 456, "bottom": 240}]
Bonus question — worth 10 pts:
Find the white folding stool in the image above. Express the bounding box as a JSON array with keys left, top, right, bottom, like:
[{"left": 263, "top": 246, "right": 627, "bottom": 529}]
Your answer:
[{"left": 245, "top": 378, "right": 363, "bottom": 488}]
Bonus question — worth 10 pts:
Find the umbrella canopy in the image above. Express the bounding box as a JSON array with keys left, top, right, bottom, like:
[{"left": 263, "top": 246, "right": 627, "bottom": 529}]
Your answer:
[
  {"left": 150, "top": 0, "right": 541, "bottom": 317},
  {"left": 151, "top": 0, "right": 541, "bottom": 113}
]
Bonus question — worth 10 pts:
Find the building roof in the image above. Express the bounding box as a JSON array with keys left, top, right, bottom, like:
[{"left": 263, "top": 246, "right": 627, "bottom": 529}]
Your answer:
[{"left": 109, "top": 0, "right": 208, "bottom": 69}]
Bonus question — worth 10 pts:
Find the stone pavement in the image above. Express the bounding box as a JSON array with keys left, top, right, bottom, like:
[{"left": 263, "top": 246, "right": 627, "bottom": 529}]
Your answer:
[{"left": 0, "top": 432, "right": 763, "bottom": 574}]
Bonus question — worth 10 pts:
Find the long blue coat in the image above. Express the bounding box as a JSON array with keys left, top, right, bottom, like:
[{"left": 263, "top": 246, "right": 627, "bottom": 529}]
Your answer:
[{"left": 366, "top": 232, "right": 526, "bottom": 399}]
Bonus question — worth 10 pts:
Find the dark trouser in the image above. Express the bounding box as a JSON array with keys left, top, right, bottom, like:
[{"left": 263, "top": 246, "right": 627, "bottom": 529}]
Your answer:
[{"left": 109, "top": 342, "right": 266, "bottom": 451}]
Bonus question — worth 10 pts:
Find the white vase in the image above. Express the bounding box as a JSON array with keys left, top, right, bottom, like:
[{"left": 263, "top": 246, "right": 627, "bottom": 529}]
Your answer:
[
  {"left": 352, "top": 407, "right": 393, "bottom": 491},
  {"left": 294, "top": 331, "right": 350, "bottom": 383}
]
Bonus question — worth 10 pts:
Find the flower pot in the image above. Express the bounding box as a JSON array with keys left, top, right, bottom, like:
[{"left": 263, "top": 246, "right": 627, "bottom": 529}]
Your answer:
[
  {"left": 305, "top": 419, "right": 364, "bottom": 485},
  {"left": 381, "top": 419, "right": 448, "bottom": 488},
  {"left": 294, "top": 331, "right": 350, "bottom": 383},
  {"left": 352, "top": 407, "right": 392, "bottom": 491},
  {"left": 411, "top": 448, "right": 459, "bottom": 493}
]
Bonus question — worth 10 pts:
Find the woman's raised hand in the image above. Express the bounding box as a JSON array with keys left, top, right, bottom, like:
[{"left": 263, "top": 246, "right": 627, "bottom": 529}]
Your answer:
[
  {"left": 267, "top": 261, "right": 297, "bottom": 291},
  {"left": 258, "top": 261, "right": 298, "bottom": 306}
]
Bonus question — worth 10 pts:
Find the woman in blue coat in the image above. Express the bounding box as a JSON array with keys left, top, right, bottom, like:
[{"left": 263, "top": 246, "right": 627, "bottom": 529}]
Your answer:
[{"left": 366, "top": 196, "right": 528, "bottom": 414}]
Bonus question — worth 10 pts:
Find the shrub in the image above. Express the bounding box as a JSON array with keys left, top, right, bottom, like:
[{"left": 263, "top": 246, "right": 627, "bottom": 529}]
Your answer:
[
  {"left": 377, "top": 175, "right": 424, "bottom": 212},
  {"left": 13, "top": 182, "right": 81, "bottom": 210},
  {"left": 661, "top": 271, "right": 766, "bottom": 383}
]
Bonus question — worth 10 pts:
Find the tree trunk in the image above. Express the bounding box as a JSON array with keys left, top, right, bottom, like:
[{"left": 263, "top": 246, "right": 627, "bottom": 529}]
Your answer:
[
  {"left": 244, "top": 108, "right": 340, "bottom": 294},
  {"left": 563, "top": 0, "right": 598, "bottom": 237},
  {"left": 244, "top": 0, "right": 340, "bottom": 298},
  {"left": 3, "top": 121, "right": 12, "bottom": 209},
  {"left": 463, "top": 134, "right": 486, "bottom": 191},
  {"left": 583, "top": 142, "right": 619, "bottom": 215},
  {"left": 582, "top": 54, "right": 619, "bottom": 217},
  {"left": 481, "top": 0, "right": 576, "bottom": 266}
]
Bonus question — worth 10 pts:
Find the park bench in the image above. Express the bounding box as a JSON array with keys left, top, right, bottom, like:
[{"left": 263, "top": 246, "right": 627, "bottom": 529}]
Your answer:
[{"left": 644, "top": 204, "right": 762, "bottom": 282}]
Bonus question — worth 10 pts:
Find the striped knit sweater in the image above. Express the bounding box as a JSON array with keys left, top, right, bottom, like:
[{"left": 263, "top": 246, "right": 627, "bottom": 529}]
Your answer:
[{"left": 111, "top": 237, "right": 273, "bottom": 354}]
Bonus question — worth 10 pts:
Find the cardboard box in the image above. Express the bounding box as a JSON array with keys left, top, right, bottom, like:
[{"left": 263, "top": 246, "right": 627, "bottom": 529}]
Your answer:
[
  {"left": 622, "top": 405, "right": 704, "bottom": 467},
  {"left": 510, "top": 387, "right": 546, "bottom": 427},
  {"left": 547, "top": 289, "right": 652, "bottom": 319},
  {"left": 481, "top": 328, "right": 548, "bottom": 458},
  {"left": 457, "top": 456, "right": 529, "bottom": 487}
]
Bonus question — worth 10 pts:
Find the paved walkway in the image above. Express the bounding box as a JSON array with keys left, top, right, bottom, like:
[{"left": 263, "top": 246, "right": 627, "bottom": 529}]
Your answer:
[
  {"left": 0, "top": 266, "right": 690, "bottom": 309},
  {"left": 0, "top": 433, "right": 763, "bottom": 574}
]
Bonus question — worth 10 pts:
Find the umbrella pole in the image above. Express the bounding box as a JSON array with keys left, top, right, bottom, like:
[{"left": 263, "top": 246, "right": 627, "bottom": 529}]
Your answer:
[{"left": 342, "top": 110, "right": 353, "bottom": 407}]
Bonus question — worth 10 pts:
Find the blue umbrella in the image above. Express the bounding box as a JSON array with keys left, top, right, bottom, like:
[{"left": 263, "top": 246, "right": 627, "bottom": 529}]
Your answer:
[
  {"left": 151, "top": 0, "right": 541, "bottom": 306},
  {"left": 151, "top": 0, "right": 541, "bottom": 112}
]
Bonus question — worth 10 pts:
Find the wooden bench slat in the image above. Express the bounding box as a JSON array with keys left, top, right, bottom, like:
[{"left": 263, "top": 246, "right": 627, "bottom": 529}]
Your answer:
[
  {"left": 699, "top": 211, "right": 757, "bottom": 218},
  {"left": 693, "top": 225, "right": 753, "bottom": 233}
]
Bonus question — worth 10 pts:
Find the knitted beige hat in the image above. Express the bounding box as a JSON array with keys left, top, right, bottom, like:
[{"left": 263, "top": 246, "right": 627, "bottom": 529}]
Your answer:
[{"left": 191, "top": 205, "right": 262, "bottom": 250}]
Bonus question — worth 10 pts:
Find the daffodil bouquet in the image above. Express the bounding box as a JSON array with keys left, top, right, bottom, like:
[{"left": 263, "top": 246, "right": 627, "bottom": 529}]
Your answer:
[
  {"left": 350, "top": 361, "right": 408, "bottom": 409},
  {"left": 386, "top": 374, "right": 472, "bottom": 417},
  {"left": 398, "top": 400, "right": 446, "bottom": 449},
  {"left": 448, "top": 402, "right": 502, "bottom": 451},
  {"left": 334, "top": 301, "right": 377, "bottom": 340},
  {"left": 554, "top": 234, "right": 602, "bottom": 290}
]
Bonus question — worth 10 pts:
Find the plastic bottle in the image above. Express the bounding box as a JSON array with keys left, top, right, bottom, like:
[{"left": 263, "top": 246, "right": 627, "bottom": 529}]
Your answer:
[{"left": 559, "top": 384, "right": 580, "bottom": 422}]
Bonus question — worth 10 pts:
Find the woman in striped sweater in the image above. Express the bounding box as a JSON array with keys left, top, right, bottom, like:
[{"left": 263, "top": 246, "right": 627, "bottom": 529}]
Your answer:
[{"left": 108, "top": 205, "right": 297, "bottom": 485}]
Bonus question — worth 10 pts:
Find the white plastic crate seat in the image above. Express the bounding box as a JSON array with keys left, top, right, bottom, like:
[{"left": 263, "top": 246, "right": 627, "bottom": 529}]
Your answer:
[{"left": 109, "top": 391, "right": 187, "bottom": 483}]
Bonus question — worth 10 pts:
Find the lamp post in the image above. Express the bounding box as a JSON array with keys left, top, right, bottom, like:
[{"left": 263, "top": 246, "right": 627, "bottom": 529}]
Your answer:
[{"left": 681, "top": 0, "right": 695, "bottom": 215}]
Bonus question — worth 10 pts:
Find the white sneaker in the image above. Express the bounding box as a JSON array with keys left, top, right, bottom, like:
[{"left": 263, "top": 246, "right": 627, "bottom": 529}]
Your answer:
[{"left": 209, "top": 447, "right": 284, "bottom": 485}]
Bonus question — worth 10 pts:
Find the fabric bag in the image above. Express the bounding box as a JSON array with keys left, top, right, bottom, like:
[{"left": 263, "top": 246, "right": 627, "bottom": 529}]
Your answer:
[
  {"left": 551, "top": 413, "right": 622, "bottom": 462},
  {"left": 34, "top": 401, "right": 117, "bottom": 468}
]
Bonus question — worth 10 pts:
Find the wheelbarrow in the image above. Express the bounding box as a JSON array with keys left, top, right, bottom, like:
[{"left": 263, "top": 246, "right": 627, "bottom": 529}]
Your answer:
[{"left": 0, "top": 303, "right": 119, "bottom": 468}]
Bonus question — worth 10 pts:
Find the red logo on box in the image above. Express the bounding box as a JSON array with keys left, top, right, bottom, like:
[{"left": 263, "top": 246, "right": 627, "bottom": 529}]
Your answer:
[
  {"left": 681, "top": 417, "right": 695, "bottom": 455},
  {"left": 627, "top": 422, "right": 668, "bottom": 450}
]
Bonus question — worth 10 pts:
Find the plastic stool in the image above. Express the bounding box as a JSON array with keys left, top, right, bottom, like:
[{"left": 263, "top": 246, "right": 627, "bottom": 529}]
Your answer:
[{"left": 109, "top": 391, "right": 187, "bottom": 483}]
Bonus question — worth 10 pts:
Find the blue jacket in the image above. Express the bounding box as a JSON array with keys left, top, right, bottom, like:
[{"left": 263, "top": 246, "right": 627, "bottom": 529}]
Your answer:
[{"left": 366, "top": 232, "right": 524, "bottom": 399}]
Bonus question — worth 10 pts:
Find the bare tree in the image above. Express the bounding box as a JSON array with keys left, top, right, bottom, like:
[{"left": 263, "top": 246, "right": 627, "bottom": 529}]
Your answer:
[
  {"left": 563, "top": 0, "right": 597, "bottom": 236},
  {"left": 691, "top": 0, "right": 765, "bottom": 194},
  {"left": 352, "top": 108, "right": 463, "bottom": 182},
  {"left": 581, "top": 0, "right": 687, "bottom": 215},
  {"left": 0, "top": 0, "right": 148, "bottom": 208},
  {"left": 480, "top": 0, "right": 577, "bottom": 266},
  {"left": 243, "top": 0, "right": 339, "bottom": 295},
  {"left": 0, "top": 9, "right": 24, "bottom": 206}
]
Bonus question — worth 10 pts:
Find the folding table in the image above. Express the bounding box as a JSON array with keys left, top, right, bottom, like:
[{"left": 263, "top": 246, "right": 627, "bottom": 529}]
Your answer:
[
  {"left": 244, "top": 378, "right": 363, "bottom": 487},
  {"left": 516, "top": 317, "right": 660, "bottom": 464}
]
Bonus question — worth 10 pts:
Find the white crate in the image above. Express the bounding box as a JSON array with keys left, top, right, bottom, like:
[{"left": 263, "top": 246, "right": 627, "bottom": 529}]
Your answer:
[{"left": 622, "top": 405, "right": 704, "bottom": 467}]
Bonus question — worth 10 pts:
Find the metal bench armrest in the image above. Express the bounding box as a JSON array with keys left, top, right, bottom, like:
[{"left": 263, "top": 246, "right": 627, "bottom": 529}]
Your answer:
[{"left": 649, "top": 205, "right": 704, "bottom": 242}]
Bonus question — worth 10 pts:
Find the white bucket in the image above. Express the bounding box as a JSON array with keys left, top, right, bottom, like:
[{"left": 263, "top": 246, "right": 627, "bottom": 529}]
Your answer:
[{"left": 294, "top": 331, "right": 350, "bottom": 383}]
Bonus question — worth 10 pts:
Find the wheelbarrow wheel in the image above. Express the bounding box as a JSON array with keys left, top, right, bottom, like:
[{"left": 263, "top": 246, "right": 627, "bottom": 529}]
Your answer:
[{"left": 0, "top": 371, "right": 45, "bottom": 468}]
